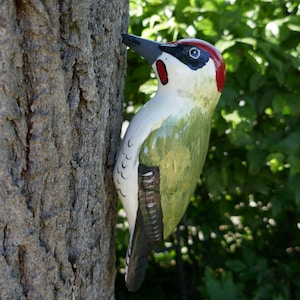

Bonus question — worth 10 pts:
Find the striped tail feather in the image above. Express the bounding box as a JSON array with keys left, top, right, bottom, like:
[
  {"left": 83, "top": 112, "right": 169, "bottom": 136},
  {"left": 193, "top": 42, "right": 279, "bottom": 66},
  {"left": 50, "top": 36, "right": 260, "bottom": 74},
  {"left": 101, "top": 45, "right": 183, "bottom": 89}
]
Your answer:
[{"left": 125, "top": 164, "right": 163, "bottom": 291}]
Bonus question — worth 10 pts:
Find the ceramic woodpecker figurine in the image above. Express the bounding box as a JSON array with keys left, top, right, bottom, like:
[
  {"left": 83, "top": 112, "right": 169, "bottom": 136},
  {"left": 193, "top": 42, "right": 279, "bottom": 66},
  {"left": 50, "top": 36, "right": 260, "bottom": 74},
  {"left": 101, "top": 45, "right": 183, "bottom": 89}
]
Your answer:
[{"left": 114, "top": 33, "right": 226, "bottom": 291}]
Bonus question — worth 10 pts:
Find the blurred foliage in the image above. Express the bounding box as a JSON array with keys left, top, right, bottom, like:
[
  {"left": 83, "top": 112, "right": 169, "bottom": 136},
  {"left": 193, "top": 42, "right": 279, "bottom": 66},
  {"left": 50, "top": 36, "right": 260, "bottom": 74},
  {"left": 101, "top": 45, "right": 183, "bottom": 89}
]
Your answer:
[{"left": 115, "top": 0, "right": 300, "bottom": 299}]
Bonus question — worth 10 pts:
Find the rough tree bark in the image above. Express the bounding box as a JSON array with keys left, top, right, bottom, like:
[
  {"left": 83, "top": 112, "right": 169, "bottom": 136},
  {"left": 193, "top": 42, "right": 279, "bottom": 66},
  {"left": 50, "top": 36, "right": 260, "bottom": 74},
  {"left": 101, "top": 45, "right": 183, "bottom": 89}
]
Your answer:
[{"left": 0, "top": 1, "right": 128, "bottom": 299}]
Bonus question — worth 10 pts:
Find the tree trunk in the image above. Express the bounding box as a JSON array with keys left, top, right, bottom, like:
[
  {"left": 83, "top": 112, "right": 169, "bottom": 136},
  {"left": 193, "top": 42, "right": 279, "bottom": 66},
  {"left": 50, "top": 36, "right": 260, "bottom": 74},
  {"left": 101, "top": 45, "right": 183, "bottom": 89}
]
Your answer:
[{"left": 0, "top": 1, "right": 128, "bottom": 299}]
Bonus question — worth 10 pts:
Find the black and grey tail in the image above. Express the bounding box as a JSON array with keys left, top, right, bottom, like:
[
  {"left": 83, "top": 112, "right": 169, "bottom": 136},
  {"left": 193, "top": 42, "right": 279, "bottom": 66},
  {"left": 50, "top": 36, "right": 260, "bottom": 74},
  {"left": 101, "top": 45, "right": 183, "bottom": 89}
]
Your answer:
[{"left": 125, "top": 164, "right": 163, "bottom": 291}]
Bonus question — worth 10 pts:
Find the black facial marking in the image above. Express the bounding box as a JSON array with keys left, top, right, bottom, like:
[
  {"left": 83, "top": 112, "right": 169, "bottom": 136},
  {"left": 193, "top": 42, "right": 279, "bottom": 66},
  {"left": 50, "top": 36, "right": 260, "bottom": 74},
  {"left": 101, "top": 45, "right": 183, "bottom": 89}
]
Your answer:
[{"left": 159, "top": 44, "right": 210, "bottom": 70}]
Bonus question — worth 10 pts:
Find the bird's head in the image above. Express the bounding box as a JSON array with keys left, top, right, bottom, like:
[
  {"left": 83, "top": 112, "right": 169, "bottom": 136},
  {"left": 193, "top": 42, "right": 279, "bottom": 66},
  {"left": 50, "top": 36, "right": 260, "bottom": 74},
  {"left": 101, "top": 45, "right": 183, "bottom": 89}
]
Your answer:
[{"left": 122, "top": 33, "right": 226, "bottom": 113}]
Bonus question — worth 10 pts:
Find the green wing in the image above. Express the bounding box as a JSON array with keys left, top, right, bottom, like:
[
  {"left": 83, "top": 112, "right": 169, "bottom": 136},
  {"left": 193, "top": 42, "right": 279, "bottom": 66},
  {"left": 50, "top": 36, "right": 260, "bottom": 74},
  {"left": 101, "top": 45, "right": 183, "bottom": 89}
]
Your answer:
[{"left": 139, "top": 108, "right": 212, "bottom": 238}]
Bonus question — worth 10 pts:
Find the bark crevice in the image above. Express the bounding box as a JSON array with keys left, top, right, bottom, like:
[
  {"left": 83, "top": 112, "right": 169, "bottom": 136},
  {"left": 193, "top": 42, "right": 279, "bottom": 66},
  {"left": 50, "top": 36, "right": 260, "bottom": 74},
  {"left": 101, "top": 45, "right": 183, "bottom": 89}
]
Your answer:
[{"left": 0, "top": 1, "right": 129, "bottom": 298}]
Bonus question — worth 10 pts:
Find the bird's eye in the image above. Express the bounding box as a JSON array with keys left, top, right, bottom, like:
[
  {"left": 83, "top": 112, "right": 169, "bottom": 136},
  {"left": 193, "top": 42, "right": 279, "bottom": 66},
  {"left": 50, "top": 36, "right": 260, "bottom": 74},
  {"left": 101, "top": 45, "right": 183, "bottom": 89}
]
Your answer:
[{"left": 189, "top": 47, "right": 201, "bottom": 59}]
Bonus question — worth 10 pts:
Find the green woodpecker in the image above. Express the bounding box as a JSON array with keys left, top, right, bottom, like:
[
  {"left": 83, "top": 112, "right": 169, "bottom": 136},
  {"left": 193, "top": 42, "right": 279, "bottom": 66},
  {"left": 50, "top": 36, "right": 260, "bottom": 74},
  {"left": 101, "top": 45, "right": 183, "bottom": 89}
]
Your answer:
[{"left": 114, "top": 33, "right": 225, "bottom": 291}]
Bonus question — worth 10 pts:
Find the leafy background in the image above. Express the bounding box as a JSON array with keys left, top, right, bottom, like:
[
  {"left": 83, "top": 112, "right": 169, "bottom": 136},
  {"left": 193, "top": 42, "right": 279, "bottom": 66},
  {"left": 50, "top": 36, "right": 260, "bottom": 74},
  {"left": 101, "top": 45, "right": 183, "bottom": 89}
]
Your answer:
[{"left": 115, "top": 0, "right": 300, "bottom": 299}]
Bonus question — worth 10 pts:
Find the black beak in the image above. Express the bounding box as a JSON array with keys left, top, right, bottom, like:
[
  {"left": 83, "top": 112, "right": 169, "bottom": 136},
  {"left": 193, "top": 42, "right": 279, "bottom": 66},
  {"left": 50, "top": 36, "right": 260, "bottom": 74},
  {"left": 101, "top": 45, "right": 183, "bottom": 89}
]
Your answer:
[{"left": 121, "top": 34, "right": 163, "bottom": 65}]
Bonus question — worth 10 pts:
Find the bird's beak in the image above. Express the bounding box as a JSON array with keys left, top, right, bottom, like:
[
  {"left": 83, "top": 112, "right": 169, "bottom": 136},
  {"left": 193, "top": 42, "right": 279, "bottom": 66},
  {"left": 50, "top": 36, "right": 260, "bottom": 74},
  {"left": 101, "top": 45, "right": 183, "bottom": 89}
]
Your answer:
[{"left": 121, "top": 33, "right": 163, "bottom": 65}]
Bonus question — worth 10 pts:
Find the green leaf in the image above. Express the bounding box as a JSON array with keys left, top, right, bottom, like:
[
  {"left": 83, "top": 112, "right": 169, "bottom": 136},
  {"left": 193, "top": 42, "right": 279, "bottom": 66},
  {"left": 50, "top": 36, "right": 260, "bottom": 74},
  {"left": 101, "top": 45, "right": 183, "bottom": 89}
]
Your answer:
[
  {"left": 204, "top": 267, "right": 240, "bottom": 300},
  {"left": 236, "top": 37, "right": 257, "bottom": 48},
  {"left": 247, "top": 149, "right": 265, "bottom": 175},
  {"left": 274, "top": 131, "right": 300, "bottom": 155},
  {"left": 266, "top": 153, "right": 285, "bottom": 173},
  {"left": 215, "top": 40, "right": 236, "bottom": 52},
  {"left": 223, "top": 52, "right": 241, "bottom": 72},
  {"left": 287, "top": 15, "right": 300, "bottom": 32},
  {"left": 287, "top": 155, "right": 300, "bottom": 176},
  {"left": 226, "top": 259, "right": 246, "bottom": 273},
  {"left": 249, "top": 72, "right": 265, "bottom": 92},
  {"left": 289, "top": 175, "right": 300, "bottom": 210}
]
